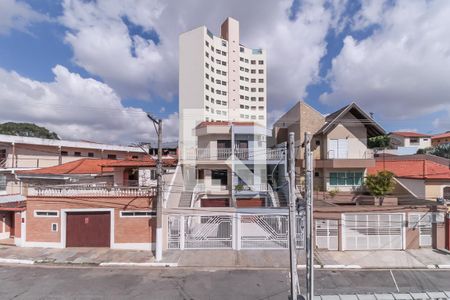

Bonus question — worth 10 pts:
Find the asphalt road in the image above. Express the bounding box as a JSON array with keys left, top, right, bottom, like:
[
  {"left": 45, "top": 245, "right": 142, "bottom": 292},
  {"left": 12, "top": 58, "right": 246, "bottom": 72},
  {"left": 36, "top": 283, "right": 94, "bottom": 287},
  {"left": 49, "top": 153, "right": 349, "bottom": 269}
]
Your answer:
[{"left": 0, "top": 265, "right": 449, "bottom": 299}]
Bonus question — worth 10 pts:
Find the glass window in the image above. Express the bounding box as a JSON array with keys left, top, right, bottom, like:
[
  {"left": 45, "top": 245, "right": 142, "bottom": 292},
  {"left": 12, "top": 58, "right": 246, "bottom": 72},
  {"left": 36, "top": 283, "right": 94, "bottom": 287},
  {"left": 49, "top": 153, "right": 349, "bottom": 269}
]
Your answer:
[
  {"left": 337, "top": 172, "right": 346, "bottom": 185},
  {"left": 330, "top": 173, "right": 338, "bottom": 186},
  {"left": 0, "top": 174, "right": 6, "bottom": 191}
]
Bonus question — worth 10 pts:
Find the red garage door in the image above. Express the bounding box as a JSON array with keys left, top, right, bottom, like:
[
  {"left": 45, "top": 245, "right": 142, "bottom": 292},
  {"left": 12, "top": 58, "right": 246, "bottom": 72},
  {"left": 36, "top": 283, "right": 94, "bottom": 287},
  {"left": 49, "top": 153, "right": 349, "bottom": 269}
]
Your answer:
[{"left": 66, "top": 212, "right": 111, "bottom": 247}]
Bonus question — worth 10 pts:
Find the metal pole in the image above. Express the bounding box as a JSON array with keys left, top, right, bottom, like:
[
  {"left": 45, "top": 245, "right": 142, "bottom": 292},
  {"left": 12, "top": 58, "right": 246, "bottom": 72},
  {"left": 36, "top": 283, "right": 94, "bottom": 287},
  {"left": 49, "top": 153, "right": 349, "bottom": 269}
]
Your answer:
[
  {"left": 155, "top": 118, "right": 163, "bottom": 261},
  {"left": 288, "top": 132, "right": 299, "bottom": 300},
  {"left": 304, "top": 132, "right": 314, "bottom": 300}
]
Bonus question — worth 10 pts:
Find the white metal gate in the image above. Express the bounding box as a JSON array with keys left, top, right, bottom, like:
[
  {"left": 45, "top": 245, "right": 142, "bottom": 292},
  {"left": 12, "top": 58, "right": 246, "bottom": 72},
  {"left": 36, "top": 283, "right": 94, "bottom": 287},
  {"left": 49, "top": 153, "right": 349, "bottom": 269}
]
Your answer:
[
  {"left": 316, "top": 220, "right": 338, "bottom": 250},
  {"left": 409, "top": 213, "right": 432, "bottom": 247},
  {"left": 168, "top": 213, "right": 304, "bottom": 250},
  {"left": 343, "top": 214, "right": 403, "bottom": 250}
]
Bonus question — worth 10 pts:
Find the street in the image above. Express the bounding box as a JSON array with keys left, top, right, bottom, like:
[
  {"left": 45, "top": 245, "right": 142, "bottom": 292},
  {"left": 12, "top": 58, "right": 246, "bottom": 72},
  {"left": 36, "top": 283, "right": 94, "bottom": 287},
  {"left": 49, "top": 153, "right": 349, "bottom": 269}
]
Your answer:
[{"left": 0, "top": 265, "right": 450, "bottom": 299}]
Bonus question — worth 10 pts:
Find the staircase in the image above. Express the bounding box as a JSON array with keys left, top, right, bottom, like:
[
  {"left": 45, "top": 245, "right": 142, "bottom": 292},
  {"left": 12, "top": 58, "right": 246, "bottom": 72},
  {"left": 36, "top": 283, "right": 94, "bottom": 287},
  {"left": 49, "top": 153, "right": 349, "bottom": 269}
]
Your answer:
[{"left": 276, "top": 188, "right": 288, "bottom": 207}]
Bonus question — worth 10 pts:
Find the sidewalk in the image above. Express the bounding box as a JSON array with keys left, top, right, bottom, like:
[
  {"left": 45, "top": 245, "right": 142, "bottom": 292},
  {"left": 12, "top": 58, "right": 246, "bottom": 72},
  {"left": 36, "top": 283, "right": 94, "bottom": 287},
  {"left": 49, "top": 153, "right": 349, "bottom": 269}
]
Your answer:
[{"left": 1, "top": 244, "right": 450, "bottom": 269}]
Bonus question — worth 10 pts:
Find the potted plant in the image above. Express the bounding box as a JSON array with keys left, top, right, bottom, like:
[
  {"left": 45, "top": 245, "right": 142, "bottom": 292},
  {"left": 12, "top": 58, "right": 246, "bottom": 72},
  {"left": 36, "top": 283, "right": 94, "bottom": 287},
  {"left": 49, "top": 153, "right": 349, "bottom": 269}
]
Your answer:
[{"left": 235, "top": 184, "right": 244, "bottom": 192}]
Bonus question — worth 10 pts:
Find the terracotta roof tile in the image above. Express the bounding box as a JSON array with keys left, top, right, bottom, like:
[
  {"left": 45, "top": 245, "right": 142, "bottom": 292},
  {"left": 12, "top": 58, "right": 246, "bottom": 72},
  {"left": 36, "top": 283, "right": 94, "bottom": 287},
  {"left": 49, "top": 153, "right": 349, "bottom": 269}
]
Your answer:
[
  {"left": 432, "top": 132, "right": 450, "bottom": 140},
  {"left": 16, "top": 159, "right": 116, "bottom": 175},
  {"left": 368, "top": 159, "right": 450, "bottom": 180},
  {"left": 390, "top": 131, "right": 431, "bottom": 138}
]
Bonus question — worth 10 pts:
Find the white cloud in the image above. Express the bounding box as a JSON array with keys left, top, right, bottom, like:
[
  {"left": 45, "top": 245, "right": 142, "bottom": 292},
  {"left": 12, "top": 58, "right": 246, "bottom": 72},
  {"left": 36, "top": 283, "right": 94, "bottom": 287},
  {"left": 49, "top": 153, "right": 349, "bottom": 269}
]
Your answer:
[
  {"left": 320, "top": 0, "right": 450, "bottom": 131},
  {"left": 0, "top": 65, "right": 178, "bottom": 144},
  {"left": 59, "top": 0, "right": 333, "bottom": 109},
  {"left": 0, "top": 0, "right": 48, "bottom": 35}
]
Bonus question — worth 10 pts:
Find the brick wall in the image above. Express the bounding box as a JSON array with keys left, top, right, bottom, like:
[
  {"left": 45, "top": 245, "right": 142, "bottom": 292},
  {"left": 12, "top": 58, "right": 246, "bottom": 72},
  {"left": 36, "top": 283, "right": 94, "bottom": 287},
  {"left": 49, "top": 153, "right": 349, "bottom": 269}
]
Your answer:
[{"left": 26, "top": 196, "right": 155, "bottom": 245}]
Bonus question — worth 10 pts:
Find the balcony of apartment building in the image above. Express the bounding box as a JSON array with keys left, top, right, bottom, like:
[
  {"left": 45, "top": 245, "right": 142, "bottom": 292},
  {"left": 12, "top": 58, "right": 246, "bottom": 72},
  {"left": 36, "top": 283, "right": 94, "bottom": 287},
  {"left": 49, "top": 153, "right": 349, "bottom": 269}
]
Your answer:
[{"left": 314, "top": 138, "right": 375, "bottom": 169}]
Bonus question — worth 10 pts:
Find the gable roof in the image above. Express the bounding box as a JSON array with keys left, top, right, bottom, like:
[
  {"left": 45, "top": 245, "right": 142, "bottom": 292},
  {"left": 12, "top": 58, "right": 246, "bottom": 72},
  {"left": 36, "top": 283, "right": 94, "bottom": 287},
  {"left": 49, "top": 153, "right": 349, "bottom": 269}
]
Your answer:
[
  {"left": 315, "top": 102, "right": 385, "bottom": 137},
  {"left": 368, "top": 158, "right": 450, "bottom": 180},
  {"left": 390, "top": 131, "right": 431, "bottom": 138}
]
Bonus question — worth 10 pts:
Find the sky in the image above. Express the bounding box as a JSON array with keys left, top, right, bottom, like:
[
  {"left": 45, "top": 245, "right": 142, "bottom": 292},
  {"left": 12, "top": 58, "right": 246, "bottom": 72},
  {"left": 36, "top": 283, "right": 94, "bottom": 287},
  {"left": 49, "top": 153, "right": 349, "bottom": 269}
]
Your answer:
[{"left": 0, "top": 0, "right": 449, "bottom": 145}]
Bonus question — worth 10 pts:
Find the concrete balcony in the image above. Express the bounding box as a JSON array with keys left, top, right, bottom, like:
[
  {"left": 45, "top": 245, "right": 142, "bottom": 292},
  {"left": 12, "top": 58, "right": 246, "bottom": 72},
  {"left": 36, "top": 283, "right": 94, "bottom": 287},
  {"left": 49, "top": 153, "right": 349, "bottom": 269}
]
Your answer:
[{"left": 315, "top": 150, "right": 375, "bottom": 168}]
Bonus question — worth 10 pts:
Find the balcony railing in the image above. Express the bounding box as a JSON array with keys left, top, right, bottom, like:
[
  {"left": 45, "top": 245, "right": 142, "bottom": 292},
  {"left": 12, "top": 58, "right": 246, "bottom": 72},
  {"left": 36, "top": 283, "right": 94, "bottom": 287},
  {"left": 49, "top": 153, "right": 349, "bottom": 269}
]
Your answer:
[
  {"left": 28, "top": 185, "right": 156, "bottom": 197},
  {"left": 185, "top": 148, "right": 285, "bottom": 161},
  {"left": 326, "top": 149, "right": 374, "bottom": 159}
]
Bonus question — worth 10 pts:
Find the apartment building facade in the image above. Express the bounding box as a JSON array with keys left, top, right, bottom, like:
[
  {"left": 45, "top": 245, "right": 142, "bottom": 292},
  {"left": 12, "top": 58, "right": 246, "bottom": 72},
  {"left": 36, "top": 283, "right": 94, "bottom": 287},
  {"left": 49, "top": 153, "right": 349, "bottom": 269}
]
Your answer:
[{"left": 179, "top": 17, "right": 267, "bottom": 160}]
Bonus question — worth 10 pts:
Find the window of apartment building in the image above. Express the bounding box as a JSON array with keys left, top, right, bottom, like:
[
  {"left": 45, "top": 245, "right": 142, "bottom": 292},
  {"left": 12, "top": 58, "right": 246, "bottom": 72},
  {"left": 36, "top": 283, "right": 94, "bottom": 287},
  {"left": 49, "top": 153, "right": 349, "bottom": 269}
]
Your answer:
[
  {"left": 258, "top": 97, "right": 264, "bottom": 101},
  {"left": 258, "top": 60, "right": 264, "bottom": 65},
  {"left": 240, "top": 95, "right": 244, "bottom": 99},
  {"left": 222, "top": 61, "right": 226, "bottom": 66},
  {"left": 211, "top": 88, "right": 215, "bottom": 93},
  {"left": 240, "top": 114, "right": 245, "bottom": 118},
  {"left": 205, "top": 62, "right": 209, "bottom": 69},
  {"left": 240, "top": 76, "right": 244, "bottom": 80},
  {"left": 211, "top": 76, "right": 215, "bottom": 82},
  {"left": 222, "top": 71, "right": 227, "bottom": 76},
  {"left": 205, "top": 84, "right": 209, "bottom": 90},
  {"left": 258, "top": 115, "right": 264, "bottom": 120},
  {"left": 74, "top": 152, "right": 81, "bottom": 157},
  {"left": 216, "top": 49, "right": 221, "bottom": 54},
  {"left": 329, "top": 172, "right": 363, "bottom": 186},
  {"left": 251, "top": 97, "right": 256, "bottom": 101},
  {"left": 222, "top": 40, "right": 227, "bottom": 47},
  {"left": 251, "top": 106, "right": 256, "bottom": 110},
  {"left": 216, "top": 79, "right": 221, "bottom": 84},
  {"left": 245, "top": 96, "right": 249, "bottom": 100},
  {"left": 61, "top": 151, "right": 68, "bottom": 156},
  {"left": 245, "top": 105, "right": 249, "bottom": 109},
  {"left": 223, "top": 111, "right": 227, "bottom": 116},
  {"left": 251, "top": 78, "right": 256, "bottom": 83},
  {"left": 251, "top": 88, "right": 256, "bottom": 92},
  {"left": 205, "top": 51, "right": 209, "bottom": 58},
  {"left": 223, "top": 91, "right": 227, "bottom": 96},
  {"left": 245, "top": 68, "right": 249, "bottom": 72},
  {"left": 205, "top": 95, "right": 209, "bottom": 101},
  {"left": 107, "top": 154, "right": 117, "bottom": 160},
  {"left": 258, "top": 79, "right": 264, "bottom": 83},
  {"left": 217, "top": 110, "right": 222, "bottom": 115},
  {"left": 205, "top": 106, "right": 210, "bottom": 112},
  {"left": 258, "top": 88, "right": 264, "bottom": 92},
  {"left": 34, "top": 210, "right": 59, "bottom": 217},
  {"left": 221, "top": 51, "right": 226, "bottom": 56},
  {"left": 240, "top": 47, "right": 244, "bottom": 52},
  {"left": 205, "top": 73, "right": 209, "bottom": 79},
  {"left": 240, "top": 67, "right": 244, "bottom": 71},
  {"left": 217, "top": 90, "right": 222, "bottom": 95},
  {"left": 245, "top": 77, "right": 249, "bottom": 82},
  {"left": 251, "top": 60, "right": 256, "bottom": 64},
  {"left": 211, "top": 108, "right": 215, "bottom": 113},
  {"left": 258, "top": 106, "right": 264, "bottom": 110},
  {"left": 120, "top": 211, "right": 156, "bottom": 217},
  {"left": 221, "top": 81, "right": 226, "bottom": 86},
  {"left": 216, "top": 69, "right": 221, "bottom": 74},
  {"left": 211, "top": 56, "right": 214, "bottom": 62},
  {"left": 240, "top": 57, "right": 244, "bottom": 62},
  {"left": 222, "top": 101, "right": 227, "bottom": 105},
  {"left": 259, "top": 69, "right": 264, "bottom": 74},
  {"left": 205, "top": 41, "right": 209, "bottom": 47},
  {"left": 245, "top": 115, "right": 249, "bottom": 119},
  {"left": 240, "top": 85, "right": 244, "bottom": 90},
  {"left": 0, "top": 174, "right": 6, "bottom": 191},
  {"left": 240, "top": 105, "right": 245, "bottom": 109},
  {"left": 251, "top": 115, "right": 256, "bottom": 120},
  {"left": 88, "top": 152, "right": 94, "bottom": 157},
  {"left": 244, "top": 59, "right": 249, "bottom": 63},
  {"left": 211, "top": 66, "right": 214, "bottom": 72},
  {"left": 216, "top": 100, "right": 221, "bottom": 105},
  {"left": 250, "top": 69, "right": 255, "bottom": 74},
  {"left": 211, "top": 46, "right": 214, "bottom": 51}
]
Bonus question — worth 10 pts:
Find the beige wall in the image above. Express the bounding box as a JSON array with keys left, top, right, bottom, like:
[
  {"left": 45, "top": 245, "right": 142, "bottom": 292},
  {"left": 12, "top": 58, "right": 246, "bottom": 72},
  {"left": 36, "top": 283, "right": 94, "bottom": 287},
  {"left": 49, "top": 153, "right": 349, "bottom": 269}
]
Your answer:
[{"left": 425, "top": 180, "right": 450, "bottom": 199}]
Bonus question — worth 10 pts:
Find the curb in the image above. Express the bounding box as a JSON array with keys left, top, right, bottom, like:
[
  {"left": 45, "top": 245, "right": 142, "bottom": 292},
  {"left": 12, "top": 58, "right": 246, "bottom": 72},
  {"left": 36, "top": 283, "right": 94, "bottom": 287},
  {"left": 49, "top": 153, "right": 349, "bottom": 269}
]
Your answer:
[
  {"left": 0, "top": 258, "right": 35, "bottom": 265},
  {"left": 99, "top": 262, "right": 178, "bottom": 267}
]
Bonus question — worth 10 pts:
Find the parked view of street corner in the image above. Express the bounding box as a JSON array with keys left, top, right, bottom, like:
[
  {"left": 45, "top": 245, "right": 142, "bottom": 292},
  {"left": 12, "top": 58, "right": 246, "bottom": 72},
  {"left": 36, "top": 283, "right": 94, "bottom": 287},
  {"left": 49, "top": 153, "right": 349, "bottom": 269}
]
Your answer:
[{"left": 1, "top": 0, "right": 450, "bottom": 299}]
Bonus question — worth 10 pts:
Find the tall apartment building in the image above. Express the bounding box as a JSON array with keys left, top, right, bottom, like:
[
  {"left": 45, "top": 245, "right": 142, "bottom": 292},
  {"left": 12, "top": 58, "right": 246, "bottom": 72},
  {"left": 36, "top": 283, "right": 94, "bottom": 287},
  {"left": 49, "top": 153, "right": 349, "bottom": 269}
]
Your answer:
[{"left": 179, "top": 17, "right": 267, "bottom": 158}]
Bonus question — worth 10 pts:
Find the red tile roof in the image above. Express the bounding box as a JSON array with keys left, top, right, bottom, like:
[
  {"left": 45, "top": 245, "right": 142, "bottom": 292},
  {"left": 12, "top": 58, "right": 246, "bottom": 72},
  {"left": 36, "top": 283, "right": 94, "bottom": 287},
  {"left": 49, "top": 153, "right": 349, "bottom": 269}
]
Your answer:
[
  {"left": 103, "top": 157, "right": 177, "bottom": 168},
  {"left": 16, "top": 159, "right": 116, "bottom": 175},
  {"left": 390, "top": 131, "right": 431, "bottom": 138},
  {"left": 432, "top": 132, "right": 450, "bottom": 140},
  {"left": 368, "top": 159, "right": 450, "bottom": 180}
]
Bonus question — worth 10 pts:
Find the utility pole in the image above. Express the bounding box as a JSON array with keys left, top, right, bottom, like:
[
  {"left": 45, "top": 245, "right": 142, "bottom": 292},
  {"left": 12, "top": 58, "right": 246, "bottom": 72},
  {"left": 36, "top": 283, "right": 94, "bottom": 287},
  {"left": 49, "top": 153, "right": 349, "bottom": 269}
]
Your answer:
[
  {"left": 147, "top": 113, "right": 163, "bottom": 261},
  {"left": 288, "top": 132, "right": 299, "bottom": 300},
  {"left": 304, "top": 132, "right": 314, "bottom": 300}
]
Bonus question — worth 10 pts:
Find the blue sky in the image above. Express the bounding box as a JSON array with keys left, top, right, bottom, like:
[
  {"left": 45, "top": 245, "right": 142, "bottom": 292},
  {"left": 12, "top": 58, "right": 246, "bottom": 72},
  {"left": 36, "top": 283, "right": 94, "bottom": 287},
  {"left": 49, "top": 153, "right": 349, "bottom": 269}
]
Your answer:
[{"left": 0, "top": 0, "right": 449, "bottom": 143}]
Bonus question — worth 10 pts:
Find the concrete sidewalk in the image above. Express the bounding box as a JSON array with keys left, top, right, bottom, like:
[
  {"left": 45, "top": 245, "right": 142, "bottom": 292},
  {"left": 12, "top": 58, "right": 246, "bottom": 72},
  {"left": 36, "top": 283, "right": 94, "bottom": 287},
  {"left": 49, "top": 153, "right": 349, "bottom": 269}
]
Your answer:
[{"left": 1, "top": 244, "right": 450, "bottom": 269}]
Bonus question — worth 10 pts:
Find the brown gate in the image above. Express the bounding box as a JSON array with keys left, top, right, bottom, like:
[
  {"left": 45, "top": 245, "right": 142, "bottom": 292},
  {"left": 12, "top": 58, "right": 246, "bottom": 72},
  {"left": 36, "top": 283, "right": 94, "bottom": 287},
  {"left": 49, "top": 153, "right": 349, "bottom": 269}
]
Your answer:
[{"left": 66, "top": 211, "right": 111, "bottom": 247}]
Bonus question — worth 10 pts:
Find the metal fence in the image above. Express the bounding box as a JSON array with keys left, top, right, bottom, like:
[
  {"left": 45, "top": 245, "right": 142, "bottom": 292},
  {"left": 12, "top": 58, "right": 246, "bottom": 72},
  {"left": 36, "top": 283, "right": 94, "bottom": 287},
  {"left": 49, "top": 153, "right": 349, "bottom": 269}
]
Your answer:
[{"left": 168, "top": 213, "right": 304, "bottom": 250}]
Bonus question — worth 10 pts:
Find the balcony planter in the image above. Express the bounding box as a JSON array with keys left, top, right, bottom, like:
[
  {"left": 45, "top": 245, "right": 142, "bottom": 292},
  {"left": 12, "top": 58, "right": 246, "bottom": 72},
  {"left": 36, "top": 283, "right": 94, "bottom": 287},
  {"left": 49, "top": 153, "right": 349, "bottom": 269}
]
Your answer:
[{"left": 235, "top": 184, "right": 244, "bottom": 192}]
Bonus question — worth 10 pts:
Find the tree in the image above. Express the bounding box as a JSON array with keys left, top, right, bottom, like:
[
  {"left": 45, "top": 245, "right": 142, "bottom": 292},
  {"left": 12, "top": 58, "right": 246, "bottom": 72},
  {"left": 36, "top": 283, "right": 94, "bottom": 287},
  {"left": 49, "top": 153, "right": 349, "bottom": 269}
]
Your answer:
[
  {"left": 365, "top": 170, "right": 395, "bottom": 206},
  {"left": 368, "top": 135, "right": 390, "bottom": 149},
  {"left": 429, "top": 143, "right": 450, "bottom": 159},
  {"left": 0, "top": 122, "right": 59, "bottom": 139}
]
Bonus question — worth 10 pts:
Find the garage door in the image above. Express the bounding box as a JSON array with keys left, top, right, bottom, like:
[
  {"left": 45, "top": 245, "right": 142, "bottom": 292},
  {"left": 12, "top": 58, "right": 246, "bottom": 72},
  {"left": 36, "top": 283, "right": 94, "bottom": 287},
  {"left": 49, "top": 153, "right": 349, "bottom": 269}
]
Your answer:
[
  {"left": 343, "top": 214, "right": 403, "bottom": 250},
  {"left": 66, "top": 212, "right": 111, "bottom": 247}
]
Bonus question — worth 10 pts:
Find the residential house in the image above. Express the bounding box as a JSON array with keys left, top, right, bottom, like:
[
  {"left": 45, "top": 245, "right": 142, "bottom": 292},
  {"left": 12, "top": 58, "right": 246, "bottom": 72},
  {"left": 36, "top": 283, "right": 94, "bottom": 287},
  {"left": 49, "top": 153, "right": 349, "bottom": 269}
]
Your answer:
[
  {"left": 0, "top": 157, "right": 177, "bottom": 250},
  {"left": 368, "top": 154, "right": 450, "bottom": 201},
  {"left": 432, "top": 131, "right": 450, "bottom": 147},
  {"left": 388, "top": 131, "right": 432, "bottom": 152},
  {"left": 0, "top": 134, "right": 147, "bottom": 195}
]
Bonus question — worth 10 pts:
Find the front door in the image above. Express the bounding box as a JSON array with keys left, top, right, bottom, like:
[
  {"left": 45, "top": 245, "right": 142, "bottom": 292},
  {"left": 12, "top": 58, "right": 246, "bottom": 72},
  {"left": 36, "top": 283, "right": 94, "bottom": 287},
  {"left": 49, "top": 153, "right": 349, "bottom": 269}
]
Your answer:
[{"left": 66, "top": 212, "right": 111, "bottom": 247}]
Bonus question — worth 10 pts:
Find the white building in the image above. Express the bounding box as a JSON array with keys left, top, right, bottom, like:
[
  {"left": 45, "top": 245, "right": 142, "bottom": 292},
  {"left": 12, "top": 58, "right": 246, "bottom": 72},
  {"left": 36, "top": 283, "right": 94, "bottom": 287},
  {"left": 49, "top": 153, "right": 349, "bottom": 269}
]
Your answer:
[
  {"left": 388, "top": 131, "right": 432, "bottom": 154},
  {"left": 179, "top": 17, "right": 267, "bottom": 160}
]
